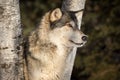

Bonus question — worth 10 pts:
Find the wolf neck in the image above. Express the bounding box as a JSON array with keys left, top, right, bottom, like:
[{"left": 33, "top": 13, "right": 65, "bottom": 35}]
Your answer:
[
  {"left": 28, "top": 40, "right": 74, "bottom": 80},
  {"left": 42, "top": 44, "right": 74, "bottom": 80}
]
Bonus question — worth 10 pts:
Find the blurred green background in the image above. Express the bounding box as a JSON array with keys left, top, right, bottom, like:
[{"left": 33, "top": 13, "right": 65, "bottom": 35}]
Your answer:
[{"left": 20, "top": 0, "right": 120, "bottom": 80}]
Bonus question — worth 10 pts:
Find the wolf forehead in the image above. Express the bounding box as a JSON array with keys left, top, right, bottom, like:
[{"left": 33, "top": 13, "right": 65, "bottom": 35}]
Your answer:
[{"left": 49, "top": 8, "right": 76, "bottom": 29}]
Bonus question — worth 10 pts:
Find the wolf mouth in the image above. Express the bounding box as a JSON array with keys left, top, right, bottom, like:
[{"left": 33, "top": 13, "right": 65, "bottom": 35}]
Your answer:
[{"left": 69, "top": 40, "right": 84, "bottom": 46}]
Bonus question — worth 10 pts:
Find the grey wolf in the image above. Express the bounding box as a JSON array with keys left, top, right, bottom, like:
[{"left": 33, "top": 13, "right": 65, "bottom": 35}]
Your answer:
[{"left": 24, "top": 8, "right": 87, "bottom": 80}]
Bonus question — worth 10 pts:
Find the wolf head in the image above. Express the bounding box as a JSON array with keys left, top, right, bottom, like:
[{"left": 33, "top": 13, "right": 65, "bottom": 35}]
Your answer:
[{"left": 39, "top": 8, "right": 87, "bottom": 48}]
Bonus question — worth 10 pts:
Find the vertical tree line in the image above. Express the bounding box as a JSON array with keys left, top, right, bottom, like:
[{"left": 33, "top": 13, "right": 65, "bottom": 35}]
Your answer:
[{"left": 0, "top": 0, "right": 23, "bottom": 80}]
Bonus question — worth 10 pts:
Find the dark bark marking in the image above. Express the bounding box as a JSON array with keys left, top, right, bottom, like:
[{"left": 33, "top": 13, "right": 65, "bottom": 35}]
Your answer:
[
  {"left": 16, "top": 46, "right": 20, "bottom": 50},
  {"left": 0, "top": 6, "right": 4, "bottom": 18},
  {"left": 0, "top": 63, "right": 11, "bottom": 69},
  {"left": 0, "top": 47, "right": 8, "bottom": 50}
]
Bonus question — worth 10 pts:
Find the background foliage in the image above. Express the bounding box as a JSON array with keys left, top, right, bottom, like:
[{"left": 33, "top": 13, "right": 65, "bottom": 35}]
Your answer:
[{"left": 20, "top": 0, "right": 120, "bottom": 80}]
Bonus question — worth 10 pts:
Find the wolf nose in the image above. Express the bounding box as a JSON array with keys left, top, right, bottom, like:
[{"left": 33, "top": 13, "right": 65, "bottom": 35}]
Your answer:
[{"left": 82, "top": 36, "right": 88, "bottom": 41}]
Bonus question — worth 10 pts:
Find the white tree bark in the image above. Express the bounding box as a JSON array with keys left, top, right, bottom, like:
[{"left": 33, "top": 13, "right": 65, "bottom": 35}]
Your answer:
[
  {"left": 62, "top": 0, "right": 86, "bottom": 80},
  {"left": 0, "top": 0, "right": 23, "bottom": 80}
]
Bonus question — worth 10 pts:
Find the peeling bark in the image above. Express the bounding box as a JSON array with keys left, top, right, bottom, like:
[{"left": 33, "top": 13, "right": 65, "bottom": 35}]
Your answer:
[{"left": 0, "top": 0, "right": 23, "bottom": 80}]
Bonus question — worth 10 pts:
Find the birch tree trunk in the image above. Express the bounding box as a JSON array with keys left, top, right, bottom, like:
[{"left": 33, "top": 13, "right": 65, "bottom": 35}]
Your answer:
[
  {"left": 62, "top": 0, "right": 86, "bottom": 80},
  {"left": 0, "top": 0, "right": 23, "bottom": 80}
]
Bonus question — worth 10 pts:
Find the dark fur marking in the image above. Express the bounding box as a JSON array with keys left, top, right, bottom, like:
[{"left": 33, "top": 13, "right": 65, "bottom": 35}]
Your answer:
[{"left": 68, "top": 9, "right": 84, "bottom": 29}]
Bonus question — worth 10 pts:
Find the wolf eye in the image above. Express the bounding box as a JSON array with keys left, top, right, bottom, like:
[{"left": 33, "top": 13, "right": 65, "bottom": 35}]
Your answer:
[{"left": 67, "top": 23, "right": 73, "bottom": 28}]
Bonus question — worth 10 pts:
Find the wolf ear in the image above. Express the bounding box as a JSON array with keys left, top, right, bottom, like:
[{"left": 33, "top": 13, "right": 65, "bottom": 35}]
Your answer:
[{"left": 50, "top": 8, "right": 62, "bottom": 22}]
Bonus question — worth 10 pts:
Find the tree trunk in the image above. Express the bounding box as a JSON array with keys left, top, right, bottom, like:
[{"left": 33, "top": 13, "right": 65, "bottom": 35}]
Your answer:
[
  {"left": 62, "top": 0, "right": 86, "bottom": 80},
  {"left": 0, "top": 0, "right": 23, "bottom": 80}
]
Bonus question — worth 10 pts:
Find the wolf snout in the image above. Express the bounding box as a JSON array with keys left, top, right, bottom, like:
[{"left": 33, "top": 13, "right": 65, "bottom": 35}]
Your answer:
[{"left": 81, "top": 36, "right": 88, "bottom": 41}]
